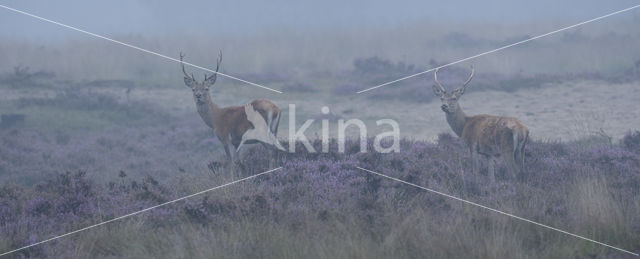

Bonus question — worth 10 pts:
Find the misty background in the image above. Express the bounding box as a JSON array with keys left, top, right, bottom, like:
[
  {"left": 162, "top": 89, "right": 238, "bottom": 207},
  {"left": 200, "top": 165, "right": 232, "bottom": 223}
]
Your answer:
[{"left": 1, "top": 0, "right": 639, "bottom": 84}]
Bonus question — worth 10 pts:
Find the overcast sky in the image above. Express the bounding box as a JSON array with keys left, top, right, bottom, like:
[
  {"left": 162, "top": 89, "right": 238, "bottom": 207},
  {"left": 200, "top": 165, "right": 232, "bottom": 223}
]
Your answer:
[{"left": 1, "top": 0, "right": 638, "bottom": 41}]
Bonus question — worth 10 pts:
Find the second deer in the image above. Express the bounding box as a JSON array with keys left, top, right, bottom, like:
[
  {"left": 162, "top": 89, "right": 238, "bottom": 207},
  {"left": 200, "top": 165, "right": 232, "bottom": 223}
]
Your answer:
[{"left": 432, "top": 66, "right": 529, "bottom": 182}]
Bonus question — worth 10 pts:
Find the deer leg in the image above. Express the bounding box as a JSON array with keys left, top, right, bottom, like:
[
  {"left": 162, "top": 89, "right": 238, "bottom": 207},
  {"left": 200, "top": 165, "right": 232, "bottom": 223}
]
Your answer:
[
  {"left": 232, "top": 144, "right": 240, "bottom": 170},
  {"left": 223, "top": 142, "right": 236, "bottom": 174},
  {"left": 514, "top": 151, "right": 521, "bottom": 175},
  {"left": 519, "top": 148, "right": 525, "bottom": 175},
  {"left": 502, "top": 149, "right": 518, "bottom": 180},
  {"left": 519, "top": 138, "right": 528, "bottom": 174},
  {"left": 223, "top": 142, "right": 232, "bottom": 161},
  {"left": 224, "top": 136, "right": 238, "bottom": 174},
  {"left": 470, "top": 146, "right": 479, "bottom": 175},
  {"left": 514, "top": 146, "right": 525, "bottom": 178},
  {"left": 487, "top": 156, "right": 496, "bottom": 183}
]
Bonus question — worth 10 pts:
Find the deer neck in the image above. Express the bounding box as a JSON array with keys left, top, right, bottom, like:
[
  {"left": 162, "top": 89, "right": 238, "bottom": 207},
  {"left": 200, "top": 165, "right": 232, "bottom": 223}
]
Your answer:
[
  {"left": 196, "top": 96, "right": 222, "bottom": 130},
  {"left": 445, "top": 102, "right": 467, "bottom": 137}
]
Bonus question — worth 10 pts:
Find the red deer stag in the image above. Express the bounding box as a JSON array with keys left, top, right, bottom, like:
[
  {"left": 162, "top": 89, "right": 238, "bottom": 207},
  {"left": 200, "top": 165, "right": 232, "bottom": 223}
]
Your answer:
[
  {"left": 180, "top": 51, "right": 282, "bottom": 172},
  {"left": 432, "top": 66, "right": 529, "bottom": 182}
]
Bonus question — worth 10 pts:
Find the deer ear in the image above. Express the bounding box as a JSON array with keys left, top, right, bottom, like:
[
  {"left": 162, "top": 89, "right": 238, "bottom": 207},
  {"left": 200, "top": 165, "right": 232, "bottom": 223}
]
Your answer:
[
  {"left": 432, "top": 85, "right": 444, "bottom": 97},
  {"left": 184, "top": 77, "right": 195, "bottom": 88}
]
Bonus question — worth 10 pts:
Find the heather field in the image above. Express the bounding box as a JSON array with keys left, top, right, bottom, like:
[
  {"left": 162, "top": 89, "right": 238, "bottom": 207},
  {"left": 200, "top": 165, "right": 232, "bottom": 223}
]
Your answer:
[{"left": 1, "top": 129, "right": 640, "bottom": 258}]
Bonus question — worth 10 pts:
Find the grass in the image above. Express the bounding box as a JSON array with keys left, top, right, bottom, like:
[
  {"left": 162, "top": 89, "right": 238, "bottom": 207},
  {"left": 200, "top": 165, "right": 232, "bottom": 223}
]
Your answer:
[{"left": 1, "top": 132, "right": 639, "bottom": 258}]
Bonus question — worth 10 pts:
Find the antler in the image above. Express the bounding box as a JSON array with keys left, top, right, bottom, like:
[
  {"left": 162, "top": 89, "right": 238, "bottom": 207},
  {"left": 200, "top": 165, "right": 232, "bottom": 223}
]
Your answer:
[
  {"left": 204, "top": 50, "right": 223, "bottom": 83},
  {"left": 434, "top": 67, "right": 446, "bottom": 92},
  {"left": 462, "top": 66, "right": 475, "bottom": 89},
  {"left": 179, "top": 52, "right": 195, "bottom": 81}
]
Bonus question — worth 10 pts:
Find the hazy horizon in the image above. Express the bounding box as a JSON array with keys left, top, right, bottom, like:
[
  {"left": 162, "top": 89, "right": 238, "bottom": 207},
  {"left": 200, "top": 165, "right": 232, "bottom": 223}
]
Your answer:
[{"left": 1, "top": 0, "right": 639, "bottom": 42}]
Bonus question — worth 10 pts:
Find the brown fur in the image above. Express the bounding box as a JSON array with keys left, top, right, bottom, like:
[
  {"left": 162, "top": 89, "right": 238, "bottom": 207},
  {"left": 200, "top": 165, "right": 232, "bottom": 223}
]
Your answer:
[
  {"left": 433, "top": 67, "right": 529, "bottom": 182},
  {"left": 195, "top": 95, "right": 281, "bottom": 169},
  {"left": 461, "top": 114, "right": 529, "bottom": 179},
  {"left": 208, "top": 99, "right": 281, "bottom": 149}
]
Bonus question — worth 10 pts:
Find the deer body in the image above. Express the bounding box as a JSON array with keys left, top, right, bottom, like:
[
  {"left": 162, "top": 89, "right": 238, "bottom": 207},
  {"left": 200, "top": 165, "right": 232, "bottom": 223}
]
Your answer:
[
  {"left": 196, "top": 98, "right": 280, "bottom": 151},
  {"left": 181, "top": 52, "right": 281, "bottom": 170},
  {"left": 433, "top": 67, "right": 529, "bottom": 182}
]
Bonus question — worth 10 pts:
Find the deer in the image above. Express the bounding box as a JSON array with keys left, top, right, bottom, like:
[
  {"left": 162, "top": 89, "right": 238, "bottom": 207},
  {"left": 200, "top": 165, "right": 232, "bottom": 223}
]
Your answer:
[
  {"left": 180, "top": 51, "right": 282, "bottom": 172},
  {"left": 431, "top": 66, "right": 529, "bottom": 183}
]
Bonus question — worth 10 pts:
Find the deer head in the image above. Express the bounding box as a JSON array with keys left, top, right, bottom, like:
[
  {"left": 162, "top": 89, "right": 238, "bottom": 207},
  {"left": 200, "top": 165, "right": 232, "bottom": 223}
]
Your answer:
[
  {"left": 432, "top": 66, "right": 475, "bottom": 114},
  {"left": 180, "top": 51, "right": 222, "bottom": 104}
]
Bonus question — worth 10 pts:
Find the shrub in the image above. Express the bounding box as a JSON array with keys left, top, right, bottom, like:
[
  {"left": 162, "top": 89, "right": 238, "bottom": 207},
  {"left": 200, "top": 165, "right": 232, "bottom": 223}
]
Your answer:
[
  {"left": 0, "top": 66, "right": 55, "bottom": 89},
  {"left": 621, "top": 131, "right": 640, "bottom": 153}
]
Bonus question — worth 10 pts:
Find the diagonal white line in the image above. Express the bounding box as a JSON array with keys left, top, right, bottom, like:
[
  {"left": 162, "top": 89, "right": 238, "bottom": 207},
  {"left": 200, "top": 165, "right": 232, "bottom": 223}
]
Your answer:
[
  {"left": 0, "top": 167, "right": 283, "bottom": 257},
  {"left": 355, "top": 166, "right": 639, "bottom": 256},
  {"left": 0, "top": 4, "right": 283, "bottom": 94},
  {"left": 357, "top": 4, "right": 640, "bottom": 94}
]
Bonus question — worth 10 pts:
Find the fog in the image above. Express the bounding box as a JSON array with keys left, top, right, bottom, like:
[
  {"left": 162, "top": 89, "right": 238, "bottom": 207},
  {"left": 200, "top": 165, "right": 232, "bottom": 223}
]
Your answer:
[
  {"left": 2, "top": 0, "right": 638, "bottom": 40},
  {"left": 1, "top": 0, "right": 639, "bottom": 82},
  {"left": 1, "top": 1, "right": 640, "bottom": 257}
]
